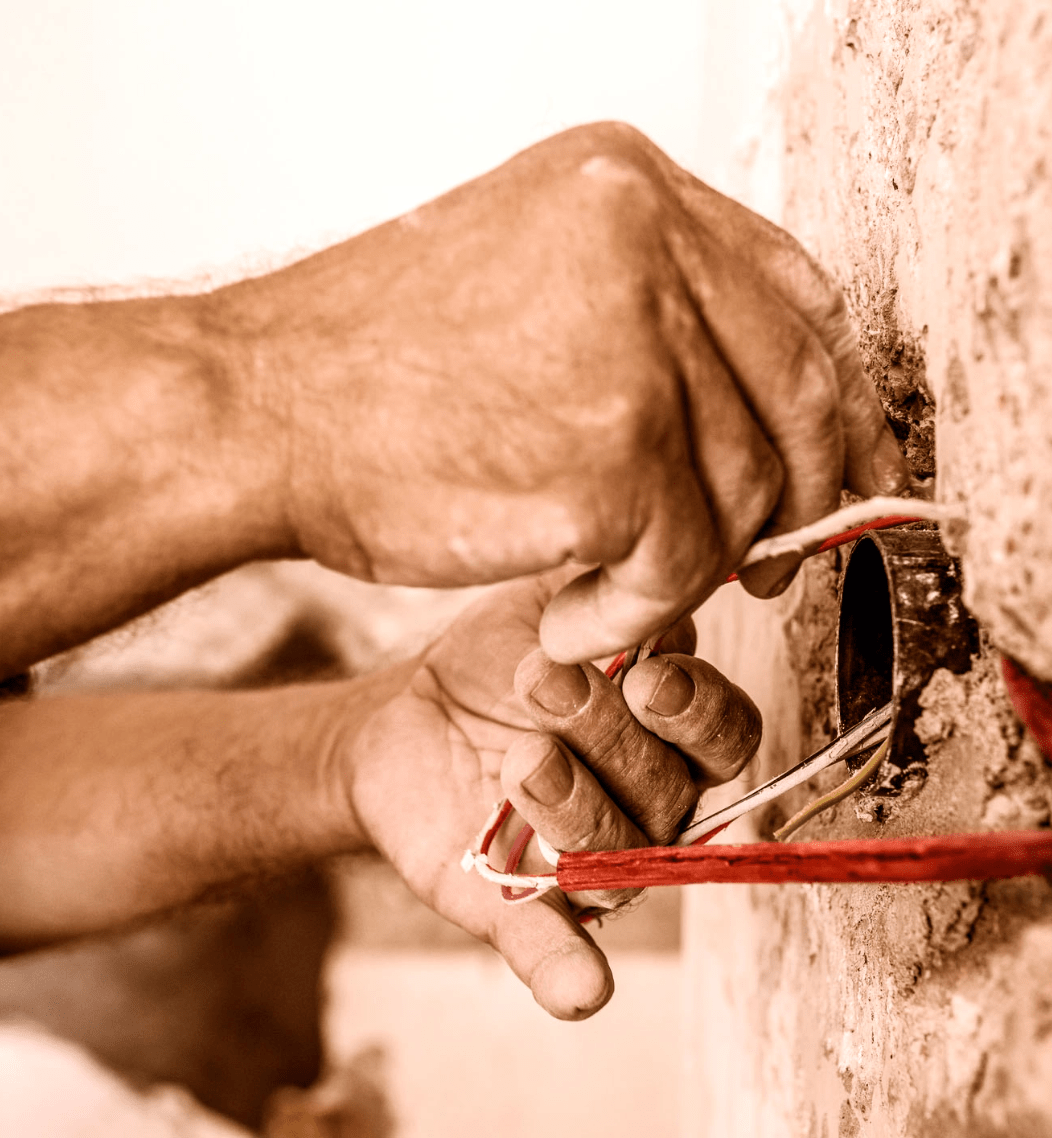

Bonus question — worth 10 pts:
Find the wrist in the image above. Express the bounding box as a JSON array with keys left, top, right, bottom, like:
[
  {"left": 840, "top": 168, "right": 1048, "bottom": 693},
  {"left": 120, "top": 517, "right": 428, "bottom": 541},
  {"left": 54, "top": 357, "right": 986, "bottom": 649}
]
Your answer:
[
  {"left": 0, "top": 295, "right": 300, "bottom": 673},
  {"left": 190, "top": 288, "right": 300, "bottom": 564},
  {"left": 211, "top": 229, "right": 400, "bottom": 580},
  {"left": 322, "top": 657, "right": 422, "bottom": 849}
]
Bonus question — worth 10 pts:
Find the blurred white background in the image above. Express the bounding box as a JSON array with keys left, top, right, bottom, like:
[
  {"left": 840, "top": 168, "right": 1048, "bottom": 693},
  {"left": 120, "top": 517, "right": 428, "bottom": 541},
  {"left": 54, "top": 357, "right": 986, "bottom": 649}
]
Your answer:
[{"left": 1, "top": 0, "right": 714, "bottom": 298}]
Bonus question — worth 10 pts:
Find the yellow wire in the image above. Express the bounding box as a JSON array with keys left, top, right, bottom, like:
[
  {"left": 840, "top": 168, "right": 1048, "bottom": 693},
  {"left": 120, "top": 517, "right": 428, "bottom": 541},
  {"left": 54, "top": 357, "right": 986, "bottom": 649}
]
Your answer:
[{"left": 774, "top": 735, "right": 891, "bottom": 842}]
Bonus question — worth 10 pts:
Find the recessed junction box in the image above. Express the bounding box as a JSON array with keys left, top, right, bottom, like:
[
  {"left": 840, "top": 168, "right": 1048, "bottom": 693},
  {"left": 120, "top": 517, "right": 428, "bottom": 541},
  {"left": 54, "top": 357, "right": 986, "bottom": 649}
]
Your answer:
[{"left": 836, "top": 527, "right": 977, "bottom": 789}]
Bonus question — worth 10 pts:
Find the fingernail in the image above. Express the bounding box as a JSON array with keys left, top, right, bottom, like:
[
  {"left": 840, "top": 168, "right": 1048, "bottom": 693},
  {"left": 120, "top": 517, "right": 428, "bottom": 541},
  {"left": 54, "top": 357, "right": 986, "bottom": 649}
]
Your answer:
[
  {"left": 529, "top": 664, "right": 591, "bottom": 717},
  {"left": 646, "top": 660, "right": 696, "bottom": 717},
  {"left": 522, "top": 745, "right": 575, "bottom": 806},
  {"left": 872, "top": 428, "right": 909, "bottom": 494}
]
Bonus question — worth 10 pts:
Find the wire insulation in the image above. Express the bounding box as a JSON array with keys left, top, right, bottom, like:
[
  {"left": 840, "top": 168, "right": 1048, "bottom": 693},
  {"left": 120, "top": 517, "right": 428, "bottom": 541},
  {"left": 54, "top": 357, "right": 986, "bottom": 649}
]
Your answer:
[
  {"left": 773, "top": 735, "right": 890, "bottom": 841},
  {"left": 460, "top": 503, "right": 1052, "bottom": 900}
]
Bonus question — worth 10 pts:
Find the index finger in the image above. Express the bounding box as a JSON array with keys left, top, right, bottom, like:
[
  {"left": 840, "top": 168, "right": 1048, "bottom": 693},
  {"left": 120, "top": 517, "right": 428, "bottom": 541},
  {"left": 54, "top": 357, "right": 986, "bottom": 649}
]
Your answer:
[
  {"left": 666, "top": 170, "right": 909, "bottom": 498},
  {"left": 622, "top": 132, "right": 909, "bottom": 498}
]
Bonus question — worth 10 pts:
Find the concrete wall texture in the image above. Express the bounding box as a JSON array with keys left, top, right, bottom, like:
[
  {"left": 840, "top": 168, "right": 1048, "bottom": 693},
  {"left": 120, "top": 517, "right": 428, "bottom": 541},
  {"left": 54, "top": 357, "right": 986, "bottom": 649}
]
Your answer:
[{"left": 683, "top": 2, "right": 1052, "bottom": 1135}]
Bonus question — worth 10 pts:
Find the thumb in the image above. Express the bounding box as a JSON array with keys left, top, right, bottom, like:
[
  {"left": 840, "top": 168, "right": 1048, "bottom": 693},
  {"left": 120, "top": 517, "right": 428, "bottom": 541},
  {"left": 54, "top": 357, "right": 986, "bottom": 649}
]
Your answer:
[
  {"left": 539, "top": 471, "right": 720, "bottom": 664},
  {"left": 491, "top": 889, "right": 614, "bottom": 1020}
]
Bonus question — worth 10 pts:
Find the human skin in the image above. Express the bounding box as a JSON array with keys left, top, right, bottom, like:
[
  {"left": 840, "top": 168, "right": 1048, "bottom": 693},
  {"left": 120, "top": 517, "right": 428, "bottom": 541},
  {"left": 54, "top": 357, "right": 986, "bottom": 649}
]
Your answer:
[
  {"left": 0, "top": 571, "right": 759, "bottom": 1020},
  {"left": 0, "top": 122, "right": 907, "bottom": 679},
  {"left": 0, "top": 122, "right": 907, "bottom": 1016}
]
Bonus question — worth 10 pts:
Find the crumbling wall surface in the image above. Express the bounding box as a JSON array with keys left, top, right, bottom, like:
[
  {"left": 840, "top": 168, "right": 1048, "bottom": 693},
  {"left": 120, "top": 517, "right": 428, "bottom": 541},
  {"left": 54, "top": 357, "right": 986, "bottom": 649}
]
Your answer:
[
  {"left": 782, "top": 0, "right": 1052, "bottom": 680},
  {"left": 683, "top": 2, "right": 1052, "bottom": 1135}
]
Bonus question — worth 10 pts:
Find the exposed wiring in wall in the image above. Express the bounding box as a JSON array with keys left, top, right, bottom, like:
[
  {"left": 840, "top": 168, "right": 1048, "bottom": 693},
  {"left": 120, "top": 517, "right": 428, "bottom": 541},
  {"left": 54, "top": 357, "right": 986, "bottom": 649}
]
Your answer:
[
  {"left": 463, "top": 500, "right": 938, "bottom": 898},
  {"left": 487, "top": 500, "right": 942, "bottom": 888},
  {"left": 675, "top": 703, "right": 892, "bottom": 845},
  {"left": 734, "top": 497, "right": 955, "bottom": 573},
  {"left": 773, "top": 735, "right": 891, "bottom": 841},
  {"left": 461, "top": 498, "right": 1052, "bottom": 902}
]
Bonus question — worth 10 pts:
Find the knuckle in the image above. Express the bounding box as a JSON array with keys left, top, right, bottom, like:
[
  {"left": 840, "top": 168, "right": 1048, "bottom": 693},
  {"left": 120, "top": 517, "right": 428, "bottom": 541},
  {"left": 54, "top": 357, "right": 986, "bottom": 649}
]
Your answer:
[
  {"left": 771, "top": 234, "right": 846, "bottom": 321},
  {"left": 562, "top": 133, "right": 666, "bottom": 235},
  {"left": 568, "top": 804, "right": 631, "bottom": 855},
  {"left": 740, "top": 448, "right": 784, "bottom": 527},
  {"left": 806, "top": 280, "right": 859, "bottom": 364},
  {"left": 564, "top": 120, "right": 656, "bottom": 166},
  {"left": 816, "top": 286, "right": 850, "bottom": 332},
  {"left": 577, "top": 710, "right": 697, "bottom": 843},
  {"left": 785, "top": 329, "right": 836, "bottom": 400},
  {"left": 580, "top": 708, "right": 640, "bottom": 771},
  {"left": 802, "top": 261, "right": 847, "bottom": 324},
  {"left": 575, "top": 164, "right": 664, "bottom": 242}
]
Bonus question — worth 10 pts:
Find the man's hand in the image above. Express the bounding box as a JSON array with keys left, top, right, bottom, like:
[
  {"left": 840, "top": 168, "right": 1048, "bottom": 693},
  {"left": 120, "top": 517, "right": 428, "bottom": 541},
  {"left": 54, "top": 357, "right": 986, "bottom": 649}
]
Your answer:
[
  {"left": 0, "top": 568, "right": 758, "bottom": 1012},
  {"left": 226, "top": 122, "right": 908, "bottom": 663},
  {"left": 0, "top": 122, "right": 907, "bottom": 676},
  {"left": 343, "top": 569, "right": 760, "bottom": 1020}
]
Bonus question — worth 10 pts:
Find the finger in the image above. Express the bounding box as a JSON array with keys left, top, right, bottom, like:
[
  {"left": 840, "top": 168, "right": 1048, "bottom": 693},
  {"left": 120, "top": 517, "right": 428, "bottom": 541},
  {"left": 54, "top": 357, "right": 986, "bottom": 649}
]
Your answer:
[
  {"left": 669, "top": 223, "right": 848, "bottom": 598},
  {"left": 477, "top": 862, "right": 614, "bottom": 1020},
  {"left": 637, "top": 146, "right": 910, "bottom": 496},
  {"left": 621, "top": 653, "right": 762, "bottom": 786},
  {"left": 502, "top": 732, "right": 646, "bottom": 911},
  {"left": 514, "top": 649, "right": 699, "bottom": 843},
  {"left": 658, "top": 285, "right": 785, "bottom": 579},
  {"left": 539, "top": 460, "right": 720, "bottom": 664},
  {"left": 652, "top": 610, "right": 696, "bottom": 657}
]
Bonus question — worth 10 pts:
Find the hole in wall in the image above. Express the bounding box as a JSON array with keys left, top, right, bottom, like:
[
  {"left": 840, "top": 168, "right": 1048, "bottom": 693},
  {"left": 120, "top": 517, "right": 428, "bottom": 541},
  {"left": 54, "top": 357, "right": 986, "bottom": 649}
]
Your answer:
[
  {"left": 836, "top": 528, "right": 978, "bottom": 802},
  {"left": 837, "top": 537, "right": 894, "bottom": 730}
]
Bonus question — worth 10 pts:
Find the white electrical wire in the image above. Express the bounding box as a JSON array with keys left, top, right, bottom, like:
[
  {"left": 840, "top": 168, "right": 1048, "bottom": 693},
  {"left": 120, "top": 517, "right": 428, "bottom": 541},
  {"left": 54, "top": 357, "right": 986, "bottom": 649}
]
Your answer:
[{"left": 737, "top": 497, "right": 958, "bottom": 571}]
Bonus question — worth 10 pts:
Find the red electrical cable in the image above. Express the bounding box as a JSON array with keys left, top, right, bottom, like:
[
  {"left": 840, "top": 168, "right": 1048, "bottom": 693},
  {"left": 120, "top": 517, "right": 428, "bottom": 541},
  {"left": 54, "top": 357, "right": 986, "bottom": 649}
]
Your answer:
[
  {"left": 1002, "top": 656, "right": 1052, "bottom": 760},
  {"left": 724, "top": 514, "right": 920, "bottom": 582},
  {"left": 472, "top": 512, "right": 1052, "bottom": 903},
  {"left": 555, "top": 830, "right": 1052, "bottom": 889}
]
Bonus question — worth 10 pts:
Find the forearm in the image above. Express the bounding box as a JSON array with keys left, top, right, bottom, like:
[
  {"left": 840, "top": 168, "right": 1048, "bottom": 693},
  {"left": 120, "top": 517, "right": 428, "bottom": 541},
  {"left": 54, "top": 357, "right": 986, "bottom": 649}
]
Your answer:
[
  {"left": 0, "top": 296, "right": 294, "bottom": 675},
  {"left": 0, "top": 664, "right": 412, "bottom": 946}
]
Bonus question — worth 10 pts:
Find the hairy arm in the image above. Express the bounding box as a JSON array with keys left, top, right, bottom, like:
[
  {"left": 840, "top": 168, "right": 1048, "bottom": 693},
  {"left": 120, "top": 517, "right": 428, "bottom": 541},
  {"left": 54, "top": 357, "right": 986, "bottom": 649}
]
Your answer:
[
  {"left": 0, "top": 664, "right": 411, "bottom": 947},
  {"left": 0, "top": 295, "right": 294, "bottom": 676},
  {"left": 2, "top": 124, "right": 906, "bottom": 678},
  {"left": 0, "top": 124, "right": 904, "bottom": 1011}
]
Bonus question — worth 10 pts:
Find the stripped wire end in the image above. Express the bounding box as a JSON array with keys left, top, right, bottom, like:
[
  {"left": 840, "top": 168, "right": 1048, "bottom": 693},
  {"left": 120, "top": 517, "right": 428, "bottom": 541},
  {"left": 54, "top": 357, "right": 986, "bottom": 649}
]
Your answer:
[{"left": 774, "top": 734, "right": 891, "bottom": 841}]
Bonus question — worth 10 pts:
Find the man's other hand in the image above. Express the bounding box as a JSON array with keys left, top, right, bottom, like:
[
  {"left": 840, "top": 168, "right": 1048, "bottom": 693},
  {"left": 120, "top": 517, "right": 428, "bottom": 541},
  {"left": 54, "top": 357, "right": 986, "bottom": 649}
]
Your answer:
[{"left": 342, "top": 569, "right": 760, "bottom": 1020}]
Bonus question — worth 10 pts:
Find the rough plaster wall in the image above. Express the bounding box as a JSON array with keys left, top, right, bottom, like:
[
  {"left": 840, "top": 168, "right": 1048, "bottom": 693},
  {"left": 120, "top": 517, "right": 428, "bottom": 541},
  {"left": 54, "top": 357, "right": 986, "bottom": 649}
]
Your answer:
[
  {"left": 784, "top": 0, "right": 1052, "bottom": 678},
  {"left": 683, "top": 2, "right": 1052, "bottom": 1135}
]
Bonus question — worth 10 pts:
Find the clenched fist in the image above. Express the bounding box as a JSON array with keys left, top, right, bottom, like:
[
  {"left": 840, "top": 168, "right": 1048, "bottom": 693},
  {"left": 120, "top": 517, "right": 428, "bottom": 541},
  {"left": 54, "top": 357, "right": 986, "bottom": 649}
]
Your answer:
[{"left": 222, "top": 122, "right": 908, "bottom": 663}]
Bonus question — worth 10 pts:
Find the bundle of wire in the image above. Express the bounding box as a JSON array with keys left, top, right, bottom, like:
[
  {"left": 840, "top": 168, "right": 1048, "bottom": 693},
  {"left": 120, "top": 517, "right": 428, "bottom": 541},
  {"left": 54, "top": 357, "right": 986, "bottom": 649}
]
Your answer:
[{"left": 461, "top": 498, "right": 1052, "bottom": 904}]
